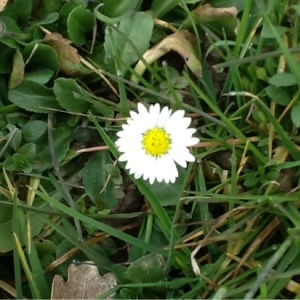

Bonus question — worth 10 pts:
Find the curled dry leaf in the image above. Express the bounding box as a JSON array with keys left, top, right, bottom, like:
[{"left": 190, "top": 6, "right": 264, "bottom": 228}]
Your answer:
[
  {"left": 131, "top": 30, "right": 202, "bottom": 83},
  {"left": 194, "top": 4, "right": 238, "bottom": 19},
  {"left": 43, "top": 32, "right": 84, "bottom": 76},
  {"left": 51, "top": 263, "right": 117, "bottom": 299},
  {"left": 0, "top": 0, "right": 8, "bottom": 12},
  {"left": 9, "top": 49, "right": 25, "bottom": 89},
  {"left": 192, "top": 4, "right": 239, "bottom": 37}
]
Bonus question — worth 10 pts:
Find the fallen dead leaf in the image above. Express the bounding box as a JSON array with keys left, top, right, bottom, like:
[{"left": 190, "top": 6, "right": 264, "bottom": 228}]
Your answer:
[
  {"left": 194, "top": 4, "right": 238, "bottom": 19},
  {"left": 131, "top": 30, "right": 202, "bottom": 83},
  {"left": 191, "top": 4, "right": 239, "bottom": 37},
  {"left": 51, "top": 263, "right": 117, "bottom": 299},
  {"left": 0, "top": 0, "right": 8, "bottom": 12},
  {"left": 43, "top": 32, "right": 86, "bottom": 76}
]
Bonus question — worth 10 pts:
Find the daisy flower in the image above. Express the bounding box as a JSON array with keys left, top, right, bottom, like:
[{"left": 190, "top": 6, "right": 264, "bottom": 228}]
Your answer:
[{"left": 115, "top": 103, "right": 199, "bottom": 184}]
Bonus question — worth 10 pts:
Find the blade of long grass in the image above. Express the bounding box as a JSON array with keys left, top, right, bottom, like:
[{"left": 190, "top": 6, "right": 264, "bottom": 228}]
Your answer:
[
  {"left": 244, "top": 235, "right": 293, "bottom": 299},
  {"left": 184, "top": 73, "right": 267, "bottom": 164},
  {"left": 31, "top": 188, "right": 161, "bottom": 253},
  {"left": 34, "top": 213, "right": 113, "bottom": 273},
  {"left": 12, "top": 195, "right": 23, "bottom": 299},
  {"left": 227, "top": 91, "right": 300, "bottom": 161},
  {"left": 13, "top": 233, "right": 41, "bottom": 299},
  {"left": 255, "top": 0, "right": 300, "bottom": 86}
]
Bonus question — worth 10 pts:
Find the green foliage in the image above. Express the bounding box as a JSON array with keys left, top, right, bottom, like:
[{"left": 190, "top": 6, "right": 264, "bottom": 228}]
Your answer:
[
  {"left": 67, "top": 6, "right": 95, "bottom": 46},
  {"left": 22, "top": 44, "right": 60, "bottom": 83},
  {"left": 268, "top": 72, "right": 297, "bottom": 87},
  {"left": 22, "top": 121, "right": 48, "bottom": 142},
  {"left": 100, "top": 0, "right": 141, "bottom": 19},
  {"left": 8, "top": 79, "right": 60, "bottom": 113},
  {"left": 291, "top": 102, "right": 300, "bottom": 127},
  {"left": 103, "top": 11, "right": 154, "bottom": 75},
  {"left": 53, "top": 78, "right": 91, "bottom": 112},
  {"left": 82, "top": 151, "right": 119, "bottom": 208}
]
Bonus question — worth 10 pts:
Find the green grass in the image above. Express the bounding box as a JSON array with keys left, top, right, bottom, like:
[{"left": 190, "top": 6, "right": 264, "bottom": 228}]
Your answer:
[{"left": 1, "top": 0, "right": 300, "bottom": 299}]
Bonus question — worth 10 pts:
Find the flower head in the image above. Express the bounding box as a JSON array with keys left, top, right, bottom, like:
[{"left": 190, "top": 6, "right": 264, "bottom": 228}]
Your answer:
[{"left": 116, "top": 103, "right": 199, "bottom": 184}]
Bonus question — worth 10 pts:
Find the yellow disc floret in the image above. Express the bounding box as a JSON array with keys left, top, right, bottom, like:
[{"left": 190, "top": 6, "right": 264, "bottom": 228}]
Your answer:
[{"left": 142, "top": 127, "right": 171, "bottom": 157}]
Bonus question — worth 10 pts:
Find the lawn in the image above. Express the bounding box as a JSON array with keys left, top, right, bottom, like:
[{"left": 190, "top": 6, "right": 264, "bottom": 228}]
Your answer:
[{"left": 1, "top": 0, "right": 300, "bottom": 299}]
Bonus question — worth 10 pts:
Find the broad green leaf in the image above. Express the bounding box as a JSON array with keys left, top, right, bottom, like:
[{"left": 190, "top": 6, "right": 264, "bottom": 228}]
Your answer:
[
  {"left": 60, "top": 0, "right": 85, "bottom": 20},
  {"left": 24, "top": 69, "right": 55, "bottom": 85},
  {"left": 82, "top": 151, "right": 117, "bottom": 207},
  {"left": 12, "top": 153, "right": 32, "bottom": 173},
  {"left": 0, "top": 16, "right": 22, "bottom": 48},
  {"left": 0, "top": 206, "right": 14, "bottom": 253},
  {"left": 265, "top": 85, "right": 290, "bottom": 106},
  {"left": 22, "top": 43, "right": 60, "bottom": 81},
  {"left": 3, "top": 157, "right": 16, "bottom": 171},
  {"left": 291, "top": 102, "right": 300, "bottom": 127},
  {"left": 15, "top": 0, "right": 32, "bottom": 22},
  {"left": 22, "top": 120, "right": 48, "bottom": 142},
  {"left": 8, "top": 79, "right": 60, "bottom": 113},
  {"left": 67, "top": 6, "right": 95, "bottom": 46},
  {"left": 53, "top": 78, "right": 91, "bottom": 112},
  {"left": 35, "top": 124, "right": 73, "bottom": 172},
  {"left": 0, "top": 200, "right": 48, "bottom": 253},
  {"left": 104, "top": 11, "right": 154, "bottom": 75},
  {"left": 125, "top": 253, "right": 165, "bottom": 283},
  {"left": 261, "top": 24, "right": 289, "bottom": 38},
  {"left": 292, "top": 5, "right": 300, "bottom": 16},
  {"left": 19, "top": 143, "right": 36, "bottom": 159},
  {"left": 92, "top": 100, "right": 115, "bottom": 118},
  {"left": 0, "top": 15, "right": 23, "bottom": 35},
  {"left": 59, "top": 0, "right": 85, "bottom": 33},
  {"left": 144, "top": 167, "right": 186, "bottom": 206},
  {"left": 268, "top": 73, "right": 297, "bottom": 87},
  {"left": 101, "top": 0, "right": 140, "bottom": 18},
  {"left": 32, "top": 12, "right": 59, "bottom": 26},
  {"left": 151, "top": 0, "right": 180, "bottom": 18},
  {"left": 30, "top": 0, "right": 61, "bottom": 20},
  {"left": 34, "top": 239, "right": 56, "bottom": 257},
  {"left": 6, "top": 124, "right": 22, "bottom": 151}
]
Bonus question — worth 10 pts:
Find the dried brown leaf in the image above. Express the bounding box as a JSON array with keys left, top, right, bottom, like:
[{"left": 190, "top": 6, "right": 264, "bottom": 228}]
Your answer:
[
  {"left": 194, "top": 4, "right": 238, "bottom": 19},
  {"left": 193, "top": 4, "right": 239, "bottom": 37},
  {"left": 0, "top": 0, "right": 8, "bottom": 12},
  {"left": 9, "top": 49, "right": 25, "bottom": 89},
  {"left": 43, "top": 33, "right": 84, "bottom": 76},
  {"left": 51, "top": 263, "right": 117, "bottom": 299},
  {"left": 131, "top": 30, "right": 202, "bottom": 83}
]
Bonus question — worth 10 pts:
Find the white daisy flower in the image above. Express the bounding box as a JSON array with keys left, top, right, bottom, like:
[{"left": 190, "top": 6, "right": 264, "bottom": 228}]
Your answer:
[{"left": 115, "top": 103, "right": 199, "bottom": 184}]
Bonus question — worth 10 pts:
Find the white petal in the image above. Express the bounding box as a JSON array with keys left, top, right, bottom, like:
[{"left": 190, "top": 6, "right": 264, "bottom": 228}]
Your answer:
[
  {"left": 165, "top": 112, "right": 191, "bottom": 131},
  {"left": 137, "top": 102, "right": 148, "bottom": 115},
  {"left": 159, "top": 155, "right": 178, "bottom": 183},
  {"left": 149, "top": 103, "right": 161, "bottom": 122},
  {"left": 157, "top": 106, "right": 172, "bottom": 127},
  {"left": 130, "top": 111, "right": 138, "bottom": 120}
]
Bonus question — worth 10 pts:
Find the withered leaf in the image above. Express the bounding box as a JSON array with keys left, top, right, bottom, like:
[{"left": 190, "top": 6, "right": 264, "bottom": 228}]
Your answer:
[
  {"left": 0, "top": 0, "right": 8, "bottom": 12},
  {"left": 194, "top": 4, "right": 238, "bottom": 19},
  {"left": 192, "top": 4, "right": 239, "bottom": 37},
  {"left": 43, "top": 32, "right": 86, "bottom": 76},
  {"left": 51, "top": 263, "right": 117, "bottom": 299},
  {"left": 9, "top": 49, "right": 24, "bottom": 89},
  {"left": 131, "top": 30, "right": 202, "bottom": 83}
]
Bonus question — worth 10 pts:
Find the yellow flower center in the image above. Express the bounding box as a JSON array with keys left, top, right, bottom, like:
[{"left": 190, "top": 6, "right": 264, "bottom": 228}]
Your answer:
[{"left": 142, "top": 127, "right": 171, "bottom": 157}]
